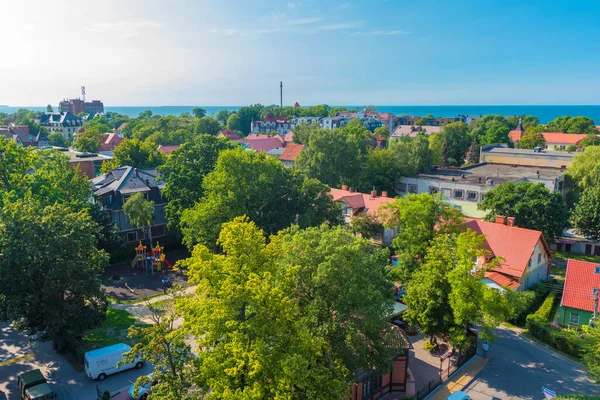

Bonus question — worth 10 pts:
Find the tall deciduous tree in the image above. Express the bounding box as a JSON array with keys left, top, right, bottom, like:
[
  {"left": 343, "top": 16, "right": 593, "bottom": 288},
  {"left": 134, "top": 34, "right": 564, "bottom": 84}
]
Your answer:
[
  {"left": 568, "top": 146, "right": 600, "bottom": 190},
  {"left": 180, "top": 148, "right": 341, "bottom": 249},
  {"left": 101, "top": 138, "right": 166, "bottom": 172},
  {"left": 359, "top": 148, "right": 407, "bottom": 195},
  {"left": 192, "top": 107, "right": 206, "bottom": 118},
  {"left": 518, "top": 130, "right": 546, "bottom": 149},
  {"left": 157, "top": 135, "right": 233, "bottom": 233},
  {"left": 75, "top": 127, "right": 103, "bottom": 153},
  {"left": 195, "top": 117, "right": 222, "bottom": 135},
  {"left": 124, "top": 192, "right": 155, "bottom": 247},
  {"left": 478, "top": 181, "right": 569, "bottom": 243},
  {"left": 380, "top": 193, "right": 463, "bottom": 282},
  {"left": 572, "top": 185, "right": 600, "bottom": 240},
  {"left": 225, "top": 113, "right": 243, "bottom": 133},
  {"left": 545, "top": 116, "right": 597, "bottom": 134},
  {"left": 179, "top": 218, "right": 401, "bottom": 399},
  {"left": 48, "top": 131, "right": 68, "bottom": 147}
]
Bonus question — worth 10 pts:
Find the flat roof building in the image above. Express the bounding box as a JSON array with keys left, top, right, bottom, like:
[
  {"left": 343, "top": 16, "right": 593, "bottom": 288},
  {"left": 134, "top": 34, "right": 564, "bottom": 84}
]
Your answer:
[{"left": 479, "top": 144, "right": 575, "bottom": 169}]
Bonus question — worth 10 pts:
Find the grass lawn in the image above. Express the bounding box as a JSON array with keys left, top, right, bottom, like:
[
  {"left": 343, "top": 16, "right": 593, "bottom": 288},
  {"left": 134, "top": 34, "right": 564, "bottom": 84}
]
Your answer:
[
  {"left": 554, "top": 251, "right": 600, "bottom": 264},
  {"left": 69, "top": 308, "right": 145, "bottom": 371}
]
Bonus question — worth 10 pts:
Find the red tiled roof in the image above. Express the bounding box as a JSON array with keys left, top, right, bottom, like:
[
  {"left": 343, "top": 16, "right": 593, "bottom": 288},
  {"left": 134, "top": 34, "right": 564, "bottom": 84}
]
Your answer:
[
  {"left": 484, "top": 271, "right": 521, "bottom": 290},
  {"left": 281, "top": 131, "right": 294, "bottom": 144},
  {"left": 540, "top": 132, "right": 588, "bottom": 145},
  {"left": 279, "top": 143, "right": 304, "bottom": 162},
  {"left": 466, "top": 219, "right": 551, "bottom": 280},
  {"left": 508, "top": 129, "right": 523, "bottom": 142},
  {"left": 241, "top": 138, "right": 284, "bottom": 152},
  {"left": 561, "top": 259, "right": 600, "bottom": 312},
  {"left": 99, "top": 133, "right": 123, "bottom": 151},
  {"left": 157, "top": 144, "right": 180, "bottom": 155},
  {"left": 245, "top": 134, "right": 284, "bottom": 142},
  {"left": 330, "top": 188, "right": 395, "bottom": 219},
  {"left": 392, "top": 125, "right": 441, "bottom": 137},
  {"left": 219, "top": 130, "right": 240, "bottom": 141}
]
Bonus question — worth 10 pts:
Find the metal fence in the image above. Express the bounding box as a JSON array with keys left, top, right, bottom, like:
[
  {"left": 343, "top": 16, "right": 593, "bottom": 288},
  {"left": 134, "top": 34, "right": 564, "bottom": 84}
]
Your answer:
[{"left": 415, "top": 346, "right": 477, "bottom": 400}]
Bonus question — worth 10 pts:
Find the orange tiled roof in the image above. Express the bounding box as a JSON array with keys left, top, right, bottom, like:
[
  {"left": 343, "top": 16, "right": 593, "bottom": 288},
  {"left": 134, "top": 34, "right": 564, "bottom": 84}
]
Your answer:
[
  {"left": 561, "top": 259, "right": 600, "bottom": 312},
  {"left": 279, "top": 143, "right": 304, "bottom": 162},
  {"left": 330, "top": 188, "right": 395, "bottom": 218},
  {"left": 157, "top": 144, "right": 180, "bottom": 155},
  {"left": 484, "top": 271, "right": 520, "bottom": 290},
  {"left": 540, "top": 132, "right": 587, "bottom": 145}
]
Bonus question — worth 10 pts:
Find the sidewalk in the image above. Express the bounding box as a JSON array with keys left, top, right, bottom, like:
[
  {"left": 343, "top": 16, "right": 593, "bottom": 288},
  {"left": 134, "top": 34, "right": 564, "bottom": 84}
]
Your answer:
[{"left": 427, "top": 356, "right": 489, "bottom": 400}]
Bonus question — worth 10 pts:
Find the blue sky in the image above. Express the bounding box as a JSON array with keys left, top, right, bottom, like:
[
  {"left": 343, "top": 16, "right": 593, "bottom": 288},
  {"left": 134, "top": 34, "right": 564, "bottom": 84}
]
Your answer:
[{"left": 1, "top": 0, "right": 600, "bottom": 106}]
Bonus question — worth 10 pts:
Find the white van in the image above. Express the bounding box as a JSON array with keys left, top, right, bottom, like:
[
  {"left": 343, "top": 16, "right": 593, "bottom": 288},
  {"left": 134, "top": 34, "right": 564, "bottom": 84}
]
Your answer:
[{"left": 84, "top": 343, "right": 144, "bottom": 380}]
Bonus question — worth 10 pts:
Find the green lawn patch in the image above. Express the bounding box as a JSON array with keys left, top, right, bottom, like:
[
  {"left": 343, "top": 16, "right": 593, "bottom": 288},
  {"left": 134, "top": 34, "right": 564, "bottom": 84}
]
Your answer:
[{"left": 554, "top": 251, "right": 600, "bottom": 264}]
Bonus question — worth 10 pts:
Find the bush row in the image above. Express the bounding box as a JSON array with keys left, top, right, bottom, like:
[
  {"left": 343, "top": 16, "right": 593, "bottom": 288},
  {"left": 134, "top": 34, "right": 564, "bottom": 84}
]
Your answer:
[
  {"left": 526, "top": 314, "right": 589, "bottom": 359},
  {"left": 510, "top": 281, "right": 553, "bottom": 326},
  {"left": 534, "top": 291, "right": 556, "bottom": 321}
]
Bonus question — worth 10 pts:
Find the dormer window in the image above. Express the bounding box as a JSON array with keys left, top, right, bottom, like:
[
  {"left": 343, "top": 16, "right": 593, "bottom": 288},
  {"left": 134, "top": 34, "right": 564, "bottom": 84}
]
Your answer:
[{"left": 595, "top": 266, "right": 600, "bottom": 274}]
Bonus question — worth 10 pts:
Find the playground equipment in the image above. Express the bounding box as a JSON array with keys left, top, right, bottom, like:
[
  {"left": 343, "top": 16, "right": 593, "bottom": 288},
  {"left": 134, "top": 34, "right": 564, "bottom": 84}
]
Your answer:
[{"left": 131, "top": 241, "right": 173, "bottom": 277}]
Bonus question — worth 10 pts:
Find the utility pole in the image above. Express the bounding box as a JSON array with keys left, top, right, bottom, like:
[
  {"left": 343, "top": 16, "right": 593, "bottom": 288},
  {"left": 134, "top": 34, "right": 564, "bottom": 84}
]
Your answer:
[
  {"left": 280, "top": 81, "right": 283, "bottom": 108},
  {"left": 81, "top": 86, "right": 86, "bottom": 102}
]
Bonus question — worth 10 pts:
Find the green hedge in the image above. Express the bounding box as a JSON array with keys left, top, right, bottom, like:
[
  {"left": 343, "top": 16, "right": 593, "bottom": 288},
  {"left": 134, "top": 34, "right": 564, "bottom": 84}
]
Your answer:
[
  {"left": 534, "top": 292, "right": 556, "bottom": 321},
  {"left": 526, "top": 314, "right": 589, "bottom": 359},
  {"left": 556, "top": 396, "right": 600, "bottom": 400},
  {"left": 511, "top": 282, "right": 553, "bottom": 326}
]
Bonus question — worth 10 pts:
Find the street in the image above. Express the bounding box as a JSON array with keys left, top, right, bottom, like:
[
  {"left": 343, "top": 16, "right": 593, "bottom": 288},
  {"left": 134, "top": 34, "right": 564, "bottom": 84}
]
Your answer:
[
  {"left": 464, "top": 326, "right": 600, "bottom": 399},
  {"left": 0, "top": 322, "right": 151, "bottom": 400}
]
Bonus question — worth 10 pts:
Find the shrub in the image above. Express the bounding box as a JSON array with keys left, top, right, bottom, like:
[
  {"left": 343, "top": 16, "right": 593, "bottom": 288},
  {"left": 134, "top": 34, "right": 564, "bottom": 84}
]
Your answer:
[
  {"left": 534, "top": 292, "right": 556, "bottom": 321},
  {"left": 511, "top": 281, "right": 552, "bottom": 326},
  {"left": 526, "top": 314, "right": 589, "bottom": 358},
  {"left": 423, "top": 340, "right": 435, "bottom": 352}
]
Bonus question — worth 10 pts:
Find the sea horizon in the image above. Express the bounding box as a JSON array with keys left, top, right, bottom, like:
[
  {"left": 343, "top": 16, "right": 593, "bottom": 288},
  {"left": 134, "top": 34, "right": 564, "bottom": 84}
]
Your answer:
[{"left": 3, "top": 104, "right": 600, "bottom": 123}]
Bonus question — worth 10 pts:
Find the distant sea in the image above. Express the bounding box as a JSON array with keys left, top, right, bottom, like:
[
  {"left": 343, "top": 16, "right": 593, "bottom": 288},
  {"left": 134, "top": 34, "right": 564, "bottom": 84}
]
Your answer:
[{"left": 3, "top": 105, "right": 600, "bottom": 124}]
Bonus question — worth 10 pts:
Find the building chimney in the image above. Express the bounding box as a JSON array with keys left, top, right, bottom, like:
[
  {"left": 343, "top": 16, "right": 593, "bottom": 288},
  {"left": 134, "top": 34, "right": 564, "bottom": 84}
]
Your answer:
[
  {"left": 507, "top": 217, "right": 516, "bottom": 227},
  {"left": 349, "top": 187, "right": 355, "bottom": 193},
  {"left": 495, "top": 215, "right": 507, "bottom": 225},
  {"left": 341, "top": 185, "right": 349, "bottom": 191},
  {"left": 371, "top": 190, "right": 377, "bottom": 198},
  {"left": 381, "top": 191, "right": 388, "bottom": 197}
]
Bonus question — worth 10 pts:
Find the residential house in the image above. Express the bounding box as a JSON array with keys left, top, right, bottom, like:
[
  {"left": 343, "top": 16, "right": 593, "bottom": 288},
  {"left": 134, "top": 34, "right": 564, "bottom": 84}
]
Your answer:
[
  {"left": 116, "top": 123, "right": 128, "bottom": 135},
  {"left": 290, "top": 116, "right": 322, "bottom": 129},
  {"left": 330, "top": 186, "right": 397, "bottom": 245},
  {"left": 479, "top": 144, "right": 574, "bottom": 168},
  {"left": 509, "top": 129, "right": 590, "bottom": 151},
  {"left": 35, "top": 111, "right": 83, "bottom": 139},
  {"left": 391, "top": 125, "right": 442, "bottom": 139},
  {"left": 157, "top": 144, "right": 181, "bottom": 156},
  {"left": 0, "top": 125, "right": 45, "bottom": 147},
  {"left": 217, "top": 130, "right": 241, "bottom": 141},
  {"left": 558, "top": 259, "right": 600, "bottom": 327},
  {"left": 553, "top": 229, "right": 600, "bottom": 256},
  {"left": 350, "top": 326, "right": 413, "bottom": 400},
  {"left": 66, "top": 149, "right": 112, "bottom": 179},
  {"left": 398, "top": 163, "right": 566, "bottom": 218},
  {"left": 251, "top": 114, "right": 291, "bottom": 134},
  {"left": 91, "top": 166, "right": 168, "bottom": 243},
  {"left": 99, "top": 133, "right": 123, "bottom": 152},
  {"left": 280, "top": 131, "right": 294, "bottom": 146},
  {"left": 279, "top": 143, "right": 304, "bottom": 167},
  {"left": 240, "top": 134, "right": 285, "bottom": 153},
  {"left": 361, "top": 118, "right": 383, "bottom": 132},
  {"left": 377, "top": 113, "right": 395, "bottom": 131},
  {"left": 467, "top": 216, "right": 552, "bottom": 290},
  {"left": 321, "top": 116, "right": 350, "bottom": 130}
]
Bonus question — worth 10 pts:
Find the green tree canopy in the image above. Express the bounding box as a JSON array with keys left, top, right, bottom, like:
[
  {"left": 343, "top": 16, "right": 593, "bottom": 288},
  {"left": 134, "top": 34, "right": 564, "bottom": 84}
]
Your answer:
[
  {"left": 236, "top": 104, "right": 264, "bottom": 135},
  {"left": 478, "top": 181, "right": 569, "bottom": 242},
  {"left": 545, "top": 116, "right": 597, "bottom": 134},
  {"left": 225, "top": 113, "right": 243, "bottom": 132},
  {"left": 123, "top": 192, "right": 155, "bottom": 246},
  {"left": 192, "top": 107, "right": 206, "bottom": 118},
  {"left": 179, "top": 218, "right": 401, "bottom": 399},
  {"left": 572, "top": 185, "right": 600, "bottom": 240},
  {"left": 518, "top": 130, "right": 546, "bottom": 149},
  {"left": 102, "top": 138, "right": 166, "bottom": 172},
  {"left": 195, "top": 117, "right": 222, "bottom": 135},
  {"left": 47, "top": 131, "right": 68, "bottom": 147},
  {"left": 157, "top": 135, "right": 233, "bottom": 232},
  {"left": 568, "top": 146, "right": 600, "bottom": 189},
  {"left": 75, "top": 127, "right": 103, "bottom": 153},
  {"left": 180, "top": 148, "right": 342, "bottom": 249}
]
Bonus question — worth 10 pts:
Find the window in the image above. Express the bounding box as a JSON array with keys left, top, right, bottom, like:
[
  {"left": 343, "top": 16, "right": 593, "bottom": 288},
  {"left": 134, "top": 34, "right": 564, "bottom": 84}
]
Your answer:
[
  {"left": 126, "top": 231, "right": 138, "bottom": 242},
  {"left": 467, "top": 191, "right": 478, "bottom": 201},
  {"left": 429, "top": 186, "right": 439, "bottom": 195},
  {"left": 569, "top": 312, "right": 580, "bottom": 325},
  {"left": 441, "top": 188, "right": 452, "bottom": 199},
  {"left": 143, "top": 229, "right": 149, "bottom": 239},
  {"left": 408, "top": 184, "right": 418, "bottom": 194},
  {"left": 453, "top": 189, "right": 464, "bottom": 199},
  {"left": 595, "top": 267, "right": 600, "bottom": 274},
  {"left": 480, "top": 193, "right": 485, "bottom": 201},
  {"left": 593, "top": 288, "right": 598, "bottom": 296},
  {"left": 343, "top": 205, "right": 351, "bottom": 216},
  {"left": 398, "top": 183, "right": 407, "bottom": 192},
  {"left": 537, "top": 253, "right": 542, "bottom": 264},
  {"left": 362, "top": 374, "right": 382, "bottom": 398}
]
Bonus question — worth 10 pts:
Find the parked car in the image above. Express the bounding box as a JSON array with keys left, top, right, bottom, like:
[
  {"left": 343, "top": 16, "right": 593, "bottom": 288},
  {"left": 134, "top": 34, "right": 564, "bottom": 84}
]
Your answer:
[
  {"left": 17, "top": 369, "right": 57, "bottom": 400},
  {"left": 446, "top": 391, "right": 471, "bottom": 400},
  {"left": 84, "top": 343, "right": 144, "bottom": 381},
  {"left": 128, "top": 374, "right": 157, "bottom": 400}
]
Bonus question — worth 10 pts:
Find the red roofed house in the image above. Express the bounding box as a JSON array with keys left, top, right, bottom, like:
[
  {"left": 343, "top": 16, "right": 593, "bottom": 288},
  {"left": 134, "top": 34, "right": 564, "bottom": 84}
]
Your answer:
[
  {"left": 280, "top": 131, "right": 294, "bottom": 146},
  {"left": 279, "top": 143, "right": 304, "bottom": 167},
  {"left": 99, "top": 133, "right": 123, "bottom": 152},
  {"left": 466, "top": 216, "right": 552, "bottom": 290},
  {"left": 250, "top": 113, "right": 291, "bottom": 134},
  {"left": 331, "top": 186, "right": 397, "bottom": 244},
  {"left": 509, "top": 119, "right": 593, "bottom": 150},
  {"left": 157, "top": 144, "right": 181, "bottom": 156},
  {"left": 558, "top": 259, "right": 600, "bottom": 327},
  {"left": 217, "top": 130, "right": 240, "bottom": 141},
  {"left": 240, "top": 134, "right": 285, "bottom": 153}
]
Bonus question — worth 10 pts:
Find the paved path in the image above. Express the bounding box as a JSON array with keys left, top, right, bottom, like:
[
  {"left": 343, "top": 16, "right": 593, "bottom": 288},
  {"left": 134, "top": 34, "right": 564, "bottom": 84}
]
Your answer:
[
  {"left": 464, "top": 326, "right": 600, "bottom": 399},
  {"left": 428, "top": 356, "right": 488, "bottom": 400}
]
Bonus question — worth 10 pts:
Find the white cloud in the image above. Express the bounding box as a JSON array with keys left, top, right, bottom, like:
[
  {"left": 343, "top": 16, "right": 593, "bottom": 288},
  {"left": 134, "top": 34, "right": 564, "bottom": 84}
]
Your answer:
[
  {"left": 351, "top": 30, "right": 411, "bottom": 36},
  {"left": 289, "top": 17, "right": 324, "bottom": 25},
  {"left": 318, "top": 21, "right": 363, "bottom": 31}
]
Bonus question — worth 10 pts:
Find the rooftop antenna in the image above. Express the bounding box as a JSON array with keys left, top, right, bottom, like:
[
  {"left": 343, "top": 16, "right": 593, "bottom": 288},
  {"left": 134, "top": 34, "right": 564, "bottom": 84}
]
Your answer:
[
  {"left": 280, "top": 81, "right": 283, "bottom": 108},
  {"left": 81, "top": 86, "right": 86, "bottom": 102}
]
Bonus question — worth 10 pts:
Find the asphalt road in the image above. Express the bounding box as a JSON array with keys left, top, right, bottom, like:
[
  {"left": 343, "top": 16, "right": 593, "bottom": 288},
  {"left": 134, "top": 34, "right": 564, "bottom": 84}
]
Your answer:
[
  {"left": 0, "top": 322, "right": 151, "bottom": 400},
  {"left": 464, "top": 326, "right": 600, "bottom": 399}
]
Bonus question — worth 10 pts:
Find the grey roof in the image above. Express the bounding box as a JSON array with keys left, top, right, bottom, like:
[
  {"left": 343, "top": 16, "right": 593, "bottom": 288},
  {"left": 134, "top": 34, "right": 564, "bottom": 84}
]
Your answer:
[
  {"left": 416, "top": 163, "right": 564, "bottom": 186},
  {"left": 482, "top": 146, "right": 575, "bottom": 159},
  {"left": 37, "top": 112, "right": 83, "bottom": 127},
  {"left": 91, "top": 166, "right": 165, "bottom": 196}
]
